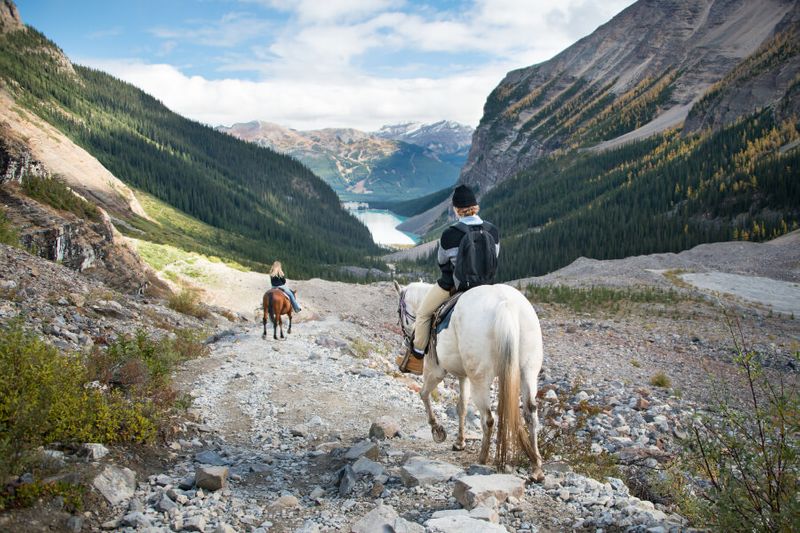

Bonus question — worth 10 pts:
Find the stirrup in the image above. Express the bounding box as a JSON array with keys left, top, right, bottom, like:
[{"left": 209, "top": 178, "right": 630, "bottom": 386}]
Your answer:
[{"left": 397, "top": 350, "right": 423, "bottom": 375}]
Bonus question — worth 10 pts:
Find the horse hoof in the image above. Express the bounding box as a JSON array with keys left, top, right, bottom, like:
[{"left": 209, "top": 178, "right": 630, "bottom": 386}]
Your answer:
[
  {"left": 432, "top": 425, "right": 447, "bottom": 443},
  {"left": 530, "top": 469, "right": 545, "bottom": 484},
  {"left": 451, "top": 442, "right": 465, "bottom": 451}
]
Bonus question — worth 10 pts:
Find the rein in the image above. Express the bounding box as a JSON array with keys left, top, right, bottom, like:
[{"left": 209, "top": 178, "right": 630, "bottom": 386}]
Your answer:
[{"left": 397, "top": 289, "right": 416, "bottom": 346}]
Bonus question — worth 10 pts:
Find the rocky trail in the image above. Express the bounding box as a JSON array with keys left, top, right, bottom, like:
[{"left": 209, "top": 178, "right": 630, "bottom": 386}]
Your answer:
[
  {"left": 2, "top": 240, "right": 798, "bottom": 532},
  {"left": 96, "top": 275, "right": 787, "bottom": 533}
]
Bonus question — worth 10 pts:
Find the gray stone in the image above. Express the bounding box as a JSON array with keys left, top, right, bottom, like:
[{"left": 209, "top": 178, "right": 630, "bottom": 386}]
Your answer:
[
  {"left": 79, "top": 443, "right": 109, "bottom": 461},
  {"left": 195, "top": 465, "right": 229, "bottom": 491},
  {"left": 214, "top": 524, "right": 237, "bottom": 533},
  {"left": 345, "top": 440, "right": 380, "bottom": 461},
  {"left": 184, "top": 515, "right": 207, "bottom": 532},
  {"left": 574, "top": 391, "right": 590, "bottom": 402},
  {"left": 466, "top": 464, "right": 496, "bottom": 476},
  {"left": 310, "top": 486, "right": 326, "bottom": 499},
  {"left": 270, "top": 494, "right": 299, "bottom": 510},
  {"left": 470, "top": 506, "right": 500, "bottom": 523},
  {"left": 453, "top": 474, "right": 526, "bottom": 509},
  {"left": 425, "top": 515, "right": 508, "bottom": 532},
  {"left": 178, "top": 474, "right": 195, "bottom": 489},
  {"left": 544, "top": 389, "right": 558, "bottom": 401},
  {"left": 400, "top": 456, "right": 462, "bottom": 487},
  {"left": 92, "top": 465, "right": 136, "bottom": 506},
  {"left": 156, "top": 494, "right": 178, "bottom": 512},
  {"left": 352, "top": 456, "right": 385, "bottom": 478},
  {"left": 339, "top": 465, "right": 356, "bottom": 496},
  {"left": 351, "top": 503, "right": 398, "bottom": 533},
  {"left": 195, "top": 450, "right": 229, "bottom": 466},
  {"left": 120, "top": 512, "right": 151, "bottom": 528},
  {"left": 65, "top": 515, "right": 83, "bottom": 532},
  {"left": 369, "top": 416, "right": 400, "bottom": 440}
]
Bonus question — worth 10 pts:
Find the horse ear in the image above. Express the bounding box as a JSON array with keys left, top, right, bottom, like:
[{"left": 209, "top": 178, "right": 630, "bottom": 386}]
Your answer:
[{"left": 392, "top": 280, "right": 402, "bottom": 294}]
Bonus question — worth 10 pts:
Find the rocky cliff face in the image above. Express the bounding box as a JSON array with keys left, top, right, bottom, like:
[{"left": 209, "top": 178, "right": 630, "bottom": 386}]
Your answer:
[
  {"left": 0, "top": 133, "right": 160, "bottom": 293},
  {"left": 461, "top": 0, "right": 798, "bottom": 193},
  {"left": 0, "top": 0, "right": 21, "bottom": 34}
]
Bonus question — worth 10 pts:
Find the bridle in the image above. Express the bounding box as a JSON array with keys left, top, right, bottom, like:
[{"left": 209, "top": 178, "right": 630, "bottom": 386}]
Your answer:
[{"left": 397, "top": 289, "right": 416, "bottom": 347}]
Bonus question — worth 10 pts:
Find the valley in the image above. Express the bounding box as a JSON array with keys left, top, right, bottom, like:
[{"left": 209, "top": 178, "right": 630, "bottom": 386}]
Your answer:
[{"left": 0, "top": 0, "right": 798, "bottom": 531}]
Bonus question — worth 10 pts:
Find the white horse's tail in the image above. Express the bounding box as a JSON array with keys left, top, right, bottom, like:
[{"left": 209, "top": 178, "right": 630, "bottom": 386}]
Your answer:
[{"left": 495, "top": 300, "right": 537, "bottom": 468}]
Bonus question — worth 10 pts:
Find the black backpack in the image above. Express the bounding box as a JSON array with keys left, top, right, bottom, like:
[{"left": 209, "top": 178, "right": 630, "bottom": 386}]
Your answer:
[{"left": 452, "top": 222, "right": 497, "bottom": 292}]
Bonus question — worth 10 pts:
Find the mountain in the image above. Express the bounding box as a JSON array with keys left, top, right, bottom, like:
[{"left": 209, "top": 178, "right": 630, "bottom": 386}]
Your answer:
[
  {"left": 0, "top": 6, "right": 381, "bottom": 278},
  {"left": 218, "top": 121, "right": 470, "bottom": 202},
  {"left": 401, "top": 0, "right": 799, "bottom": 282},
  {"left": 375, "top": 120, "right": 473, "bottom": 164},
  {"left": 461, "top": 0, "right": 798, "bottom": 192}
]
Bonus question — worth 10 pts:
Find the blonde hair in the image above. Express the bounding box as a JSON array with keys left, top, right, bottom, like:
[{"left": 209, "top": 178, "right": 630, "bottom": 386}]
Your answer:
[
  {"left": 455, "top": 205, "right": 480, "bottom": 218},
  {"left": 269, "top": 261, "right": 285, "bottom": 277}
]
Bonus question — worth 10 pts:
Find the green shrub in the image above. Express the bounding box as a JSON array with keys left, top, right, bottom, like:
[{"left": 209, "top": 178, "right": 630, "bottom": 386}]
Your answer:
[
  {"left": 0, "top": 479, "right": 84, "bottom": 512},
  {"left": 649, "top": 371, "right": 672, "bottom": 388},
  {"left": 21, "top": 174, "right": 101, "bottom": 222},
  {"left": 168, "top": 288, "right": 209, "bottom": 319},
  {"left": 0, "top": 209, "right": 19, "bottom": 247},
  {"left": 525, "top": 284, "right": 687, "bottom": 314},
  {"left": 0, "top": 321, "right": 156, "bottom": 480},
  {"left": 681, "top": 320, "right": 799, "bottom": 531}
]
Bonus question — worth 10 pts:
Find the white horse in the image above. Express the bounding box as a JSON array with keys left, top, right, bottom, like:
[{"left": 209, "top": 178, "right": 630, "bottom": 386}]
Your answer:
[{"left": 394, "top": 281, "right": 545, "bottom": 481}]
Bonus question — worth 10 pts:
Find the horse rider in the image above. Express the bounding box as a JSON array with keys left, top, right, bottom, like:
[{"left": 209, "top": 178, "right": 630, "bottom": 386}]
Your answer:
[
  {"left": 270, "top": 261, "right": 301, "bottom": 312},
  {"left": 400, "top": 184, "right": 500, "bottom": 374}
]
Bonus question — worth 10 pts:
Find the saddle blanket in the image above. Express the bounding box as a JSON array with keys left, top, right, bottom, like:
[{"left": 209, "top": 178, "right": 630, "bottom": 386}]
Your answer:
[{"left": 434, "top": 292, "right": 463, "bottom": 334}]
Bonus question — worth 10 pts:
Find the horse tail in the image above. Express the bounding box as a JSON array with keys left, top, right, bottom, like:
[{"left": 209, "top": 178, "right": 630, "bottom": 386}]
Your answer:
[{"left": 495, "top": 300, "right": 537, "bottom": 468}]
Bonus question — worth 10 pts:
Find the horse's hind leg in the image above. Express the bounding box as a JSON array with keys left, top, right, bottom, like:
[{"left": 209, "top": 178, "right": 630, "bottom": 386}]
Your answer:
[
  {"left": 420, "top": 363, "right": 447, "bottom": 443},
  {"left": 287, "top": 313, "right": 292, "bottom": 334},
  {"left": 472, "top": 377, "right": 494, "bottom": 464},
  {"left": 522, "top": 372, "right": 545, "bottom": 482},
  {"left": 453, "top": 377, "right": 470, "bottom": 451},
  {"left": 278, "top": 316, "right": 284, "bottom": 339},
  {"left": 262, "top": 315, "right": 267, "bottom": 338}
]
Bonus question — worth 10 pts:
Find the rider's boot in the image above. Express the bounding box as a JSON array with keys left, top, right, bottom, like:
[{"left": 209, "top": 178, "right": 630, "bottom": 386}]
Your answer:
[{"left": 397, "top": 336, "right": 424, "bottom": 375}]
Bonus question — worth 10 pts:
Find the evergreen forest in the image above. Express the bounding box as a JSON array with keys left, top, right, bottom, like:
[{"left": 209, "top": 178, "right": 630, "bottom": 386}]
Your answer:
[{"left": 0, "top": 27, "right": 381, "bottom": 278}]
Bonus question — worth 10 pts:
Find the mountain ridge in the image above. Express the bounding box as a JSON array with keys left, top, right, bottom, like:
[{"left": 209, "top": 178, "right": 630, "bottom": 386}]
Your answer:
[
  {"left": 460, "top": 0, "right": 798, "bottom": 193},
  {"left": 219, "top": 120, "right": 472, "bottom": 202}
]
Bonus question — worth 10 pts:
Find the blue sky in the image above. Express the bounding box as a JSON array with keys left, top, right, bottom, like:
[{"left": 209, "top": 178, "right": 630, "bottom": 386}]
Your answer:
[{"left": 19, "top": 0, "right": 635, "bottom": 130}]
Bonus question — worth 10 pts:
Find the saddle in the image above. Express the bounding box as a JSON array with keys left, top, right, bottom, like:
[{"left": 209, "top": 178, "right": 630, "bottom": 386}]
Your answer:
[{"left": 428, "top": 291, "right": 464, "bottom": 364}]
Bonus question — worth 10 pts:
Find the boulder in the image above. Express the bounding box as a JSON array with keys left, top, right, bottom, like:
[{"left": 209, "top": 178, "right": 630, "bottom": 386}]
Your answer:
[
  {"left": 453, "top": 474, "right": 525, "bottom": 509},
  {"left": 369, "top": 416, "right": 400, "bottom": 440},
  {"left": 184, "top": 515, "right": 207, "bottom": 532},
  {"left": 351, "top": 504, "right": 424, "bottom": 533},
  {"left": 345, "top": 440, "right": 379, "bottom": 461},
  {"left": 400, "top": 456, "right": 462, "bottom": 487},
  {"left": 79, "top": 443, "right": 109, "bottom": 460},
  {"left": 195, "top": 465, "right": 229, "bottom": 491},
  {"left": 352, "top": 456, "right": 384, "bottom": 477},
  {"left": 92, "top": 465, "right": 136, "bottom": 506}
]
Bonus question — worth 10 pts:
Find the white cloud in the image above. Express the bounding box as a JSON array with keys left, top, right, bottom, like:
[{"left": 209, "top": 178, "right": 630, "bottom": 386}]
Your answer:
[
  {"left": 84, "top": 58, "right": 506, "bottom": 130},
  {"left": 84, "top": 0, "right": 636, "bottom": 130}
]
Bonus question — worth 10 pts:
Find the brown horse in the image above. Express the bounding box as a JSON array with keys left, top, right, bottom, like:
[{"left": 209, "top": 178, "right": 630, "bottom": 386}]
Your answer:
[{"left": 263, "top": 288, "right": 293, "bottom": 340}]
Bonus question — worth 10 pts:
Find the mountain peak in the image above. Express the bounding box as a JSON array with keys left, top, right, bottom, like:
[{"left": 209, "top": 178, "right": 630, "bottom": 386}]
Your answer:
[{"left": 0, "top": 0, "right": 22, "bottom": 34}]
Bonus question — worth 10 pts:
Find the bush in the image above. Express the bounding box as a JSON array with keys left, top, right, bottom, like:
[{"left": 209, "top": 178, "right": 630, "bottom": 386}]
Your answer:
[
  {"left": 649, "top": 371, "right": 672, "bottom": 388},
  {"left": 168, "top": 288, "right": 209, "bottom": 319},
  {"left": 0, "top": 209, "right": 19, "bottom": 246},
  {"left": 0, "top": 321, "right": 155, "bottom": 481},
  {"left": 681, "top": 319, "right": 799, "bottom": 531}
]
